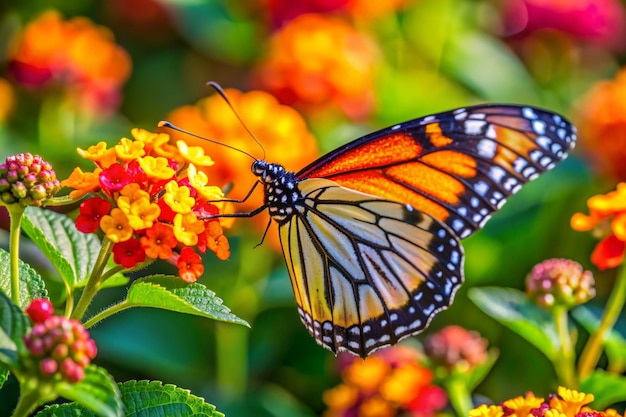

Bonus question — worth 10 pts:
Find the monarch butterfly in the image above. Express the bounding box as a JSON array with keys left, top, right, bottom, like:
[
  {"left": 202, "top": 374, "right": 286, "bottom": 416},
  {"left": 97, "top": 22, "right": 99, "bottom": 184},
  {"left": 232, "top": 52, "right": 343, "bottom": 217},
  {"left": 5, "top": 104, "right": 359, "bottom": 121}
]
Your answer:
[{"left": 162, "top": 100, "right": 576, "bottom": 358}]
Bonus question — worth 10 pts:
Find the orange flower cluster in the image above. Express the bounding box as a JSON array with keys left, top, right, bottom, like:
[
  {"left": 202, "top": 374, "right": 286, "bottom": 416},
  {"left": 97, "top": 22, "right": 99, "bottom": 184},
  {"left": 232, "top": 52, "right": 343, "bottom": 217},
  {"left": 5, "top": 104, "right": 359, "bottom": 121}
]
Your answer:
[
  {"left": 323, "top": 347, "right": 447, "bottom": 417},
  {"left": 470, "top": 386, "right": 622, "bottom": 417},
  {"left": 571, "top": 183, "right": 626, "bottom": 270},
  {"left": 254, "top": 14, "right": 378, "bottom": 119},
  {"left": 577, "top": 67, "right": 626, "bottom": 181},
  {"left": 166, "top": 88, "right": 319, "bottom": 250},
  {"left": 61, "top": 128, "right": 230, "bottom": 282},
  {"left": 8, "top": 11, "right": 131, "bottom": 114}
]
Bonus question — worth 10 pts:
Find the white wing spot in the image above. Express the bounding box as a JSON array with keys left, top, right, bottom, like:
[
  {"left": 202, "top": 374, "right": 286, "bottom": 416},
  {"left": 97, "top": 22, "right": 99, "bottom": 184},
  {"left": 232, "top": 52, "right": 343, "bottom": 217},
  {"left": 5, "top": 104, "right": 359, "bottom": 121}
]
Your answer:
[
  {"left": 465, "top": 120, "right": 487, "bottom": 135},
  {"left": 477, "top": 139, "right": 497, "bottom": 158},
  {"left": 523, "top": 107, "right": 538, "bottom": 119}
]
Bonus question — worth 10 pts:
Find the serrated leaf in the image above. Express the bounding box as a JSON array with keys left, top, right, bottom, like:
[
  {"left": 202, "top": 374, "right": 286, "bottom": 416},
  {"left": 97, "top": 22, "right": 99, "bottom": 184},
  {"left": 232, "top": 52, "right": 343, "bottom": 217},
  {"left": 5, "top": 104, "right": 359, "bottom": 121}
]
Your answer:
[
  {"left": 0, "top": 288, "right": 30, "bottom": 366},
  {"left": 54, "top": 365, "right": 123, "bottom": 417},
  {"left": 0, "top": 248, "right": 47, "bottom": 307},
  {"left": 22, "top": 206, "right": 102, "bottom": 288},
  {"left": 120, "top": 380, "right": 224, "bottom": 416},
  {"left": 36, "top": 404, "right": 95, "bottom": 417},
  {"left": 572, "top": 305, "right": 626, "bottom": 373},
  {"left": 581, "top": 370, "right": 626, "bottom": 409},
  {"left": 469, "top": 287, "right": 558, "bottom": 360},
  {"left": 125, "top": 275, "right": 248, "bottom": 326}
]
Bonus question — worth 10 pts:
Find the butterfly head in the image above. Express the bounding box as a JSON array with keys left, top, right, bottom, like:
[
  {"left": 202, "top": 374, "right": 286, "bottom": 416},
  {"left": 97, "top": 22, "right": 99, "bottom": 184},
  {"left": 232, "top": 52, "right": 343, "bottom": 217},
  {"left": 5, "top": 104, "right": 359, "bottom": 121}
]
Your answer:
[{"left": 252, "top": 160, "right": 288, "bottom": 184}]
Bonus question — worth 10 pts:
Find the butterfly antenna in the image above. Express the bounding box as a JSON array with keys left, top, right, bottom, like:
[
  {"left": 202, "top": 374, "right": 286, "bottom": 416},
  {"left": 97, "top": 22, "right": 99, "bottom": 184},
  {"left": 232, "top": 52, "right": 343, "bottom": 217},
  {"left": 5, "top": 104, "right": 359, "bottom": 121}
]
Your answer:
[
  {"left": 158, "top": 121, "right": 258, "bottom": 161},
  {"left": 207, "top": 81, "right": 267, "bottom": 161}
]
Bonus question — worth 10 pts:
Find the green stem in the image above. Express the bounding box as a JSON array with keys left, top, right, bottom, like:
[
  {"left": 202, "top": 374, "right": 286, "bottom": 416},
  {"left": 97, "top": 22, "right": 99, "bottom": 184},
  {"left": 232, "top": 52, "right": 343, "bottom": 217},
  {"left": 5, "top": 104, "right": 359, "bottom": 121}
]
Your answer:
[
  {"left": 445, "top": 375, "right": 473, "bottom": 417},
  {"left": 11, "top": 385, "right": 45, "bottom": 417},
  {"left": 553, "top": 305, "right": 577, "bottom": 388},
  {"left": 6, "top": 205, "right": 26, "bottom": 305},
  {"left": 71, "top": 238, "right": 114, "bottom": 320},
  {"left": 83, "top": 300, "right": 130, "bottom": 329},
  {"left": 215, "top": 322, "right": 248, "bottom": 398},
  {"left": 578, "top": 261, "right": 626, "bottom": 379}
]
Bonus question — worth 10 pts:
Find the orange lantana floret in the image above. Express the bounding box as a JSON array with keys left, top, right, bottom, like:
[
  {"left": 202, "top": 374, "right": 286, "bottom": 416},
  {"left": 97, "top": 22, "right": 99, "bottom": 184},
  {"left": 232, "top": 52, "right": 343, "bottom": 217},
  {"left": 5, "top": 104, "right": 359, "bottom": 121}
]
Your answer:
[{"left": 572, "top": 183, "right": 626, "bottom": 269}]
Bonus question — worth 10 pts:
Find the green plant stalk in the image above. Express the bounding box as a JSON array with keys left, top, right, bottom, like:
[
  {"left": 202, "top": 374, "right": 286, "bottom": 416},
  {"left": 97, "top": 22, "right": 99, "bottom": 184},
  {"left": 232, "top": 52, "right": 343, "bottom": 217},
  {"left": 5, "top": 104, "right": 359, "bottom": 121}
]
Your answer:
[
  {"left": 445, "top": 374, "right": 473, "bottom": 417},
  {"left": 11, "top": 383, "right": 51, "bottom": 417},
  {"left": 83, "top": 300, "right": 130, "bottom": 329},
  {"left": 215, "top": 322, "right": 248, "bottom": 398},
  {"left": 72, "top": 238, "right": 114, "bottom": 320},
  {"left": 6, "top": 205, "right": 26, "bottom": 305},
  {"left": 553, "top": 305, "right": 577, "bottom": 388},
  {"left": 578, "top": 260, "right": 626, "bottom": 379}
]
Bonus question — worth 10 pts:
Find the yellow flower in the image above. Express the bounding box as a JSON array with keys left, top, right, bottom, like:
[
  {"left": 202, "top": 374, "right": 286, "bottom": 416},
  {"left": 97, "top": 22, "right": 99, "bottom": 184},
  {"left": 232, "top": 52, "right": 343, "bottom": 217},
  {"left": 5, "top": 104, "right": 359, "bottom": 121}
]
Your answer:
[
  {"left": 187, "top": 163, "right": 224, "bottom": 201},
  {"left": 137, "top": 156, "right": 175, "bottom": 180},
  {"left": 132, "top": 128, "right": 180, "bottom": 159},
  {"left": 61, "top": 167, "right": 102, "bottom": 199},
  {"left": 77, "top": 142, "right": 117, "bottom": 168},
  {"left": 164, "top": 180, "right": 195, "bottom": 214},
  {"left": 100, "top": 208, "right": 133, "bottom": 242},
  {"left": 469, "top": 404, "right": 504, "bottom": 417},
  {"left": 550, "top": 387, "right": 594, "bottom": 416},
  {"left": 322, "top": 384, "right": 358, "bottom": 411},
  {"left": 176, "top": 140, "right": 214, "bottom": 167},
  {"left": 502, "top": 392, "right": 544, "bottom": 417},
  {"left": 544, "top": 410, "right": 567, "bottom": 417},
  {"left": 119, "top": 183, "right": 143, "bottom": 200},
  {"left": 173, "top": 212, "right": 204, "bottom": 246},
  {"left": 115, "top": 137, "right": 145, "bottom": 161},
  {"left": 122, "top": 197, "right": 161, "bottom": 230},
  {"left": 379, "top": 364, "right": 433, "bottom": 404}
]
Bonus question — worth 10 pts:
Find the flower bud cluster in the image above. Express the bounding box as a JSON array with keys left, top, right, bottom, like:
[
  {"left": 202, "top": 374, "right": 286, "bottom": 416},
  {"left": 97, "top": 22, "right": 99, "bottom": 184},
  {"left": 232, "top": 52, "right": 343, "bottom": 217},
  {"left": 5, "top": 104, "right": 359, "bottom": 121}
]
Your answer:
[
  {"left": 0, "top": 153, "right": 60, "bottom": 206},
  {"left": 526, "top": 258, "right": 595, "bottom": 309},
  {"left": 22, "top": 313, "right": 97, "bottom": 383}
]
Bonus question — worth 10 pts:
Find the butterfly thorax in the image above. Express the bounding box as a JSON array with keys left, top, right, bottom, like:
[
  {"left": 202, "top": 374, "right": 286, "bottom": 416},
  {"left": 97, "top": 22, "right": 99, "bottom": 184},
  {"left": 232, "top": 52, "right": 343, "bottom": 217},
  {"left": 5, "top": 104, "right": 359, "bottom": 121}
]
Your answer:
[{"left": 252, "top": 160, "right": 303, "bottom": 223}]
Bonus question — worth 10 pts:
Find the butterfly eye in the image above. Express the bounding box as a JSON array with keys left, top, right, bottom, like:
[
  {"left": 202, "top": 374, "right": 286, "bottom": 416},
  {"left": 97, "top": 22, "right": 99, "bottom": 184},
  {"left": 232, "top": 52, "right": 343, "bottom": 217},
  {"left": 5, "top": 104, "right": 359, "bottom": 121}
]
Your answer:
[{"left": 251, "top": 160, "right": 266, "bottom": 176}]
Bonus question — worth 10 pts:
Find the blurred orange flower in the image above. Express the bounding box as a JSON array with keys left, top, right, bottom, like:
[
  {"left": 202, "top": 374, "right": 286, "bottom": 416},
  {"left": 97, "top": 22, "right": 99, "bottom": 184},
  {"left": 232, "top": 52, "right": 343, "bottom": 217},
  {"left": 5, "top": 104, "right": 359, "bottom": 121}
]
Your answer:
[
  {"left": 571, "top": 183, "right": 626, "bottom": 269},
  {"left": 324, "top": 346, "right": 447, "bottom": 417},
  {"left": 0, "top": 78, "right": 15, "bottom": 124},
  {"left": 254, "top": 13, "right": 378, "bottom": 120},
  {"left": 166, "top": 88, "right": 319, "bottom": 250},
  {"left": 8, "top": 10, "right": 131, "bottom": 115},
  {"left": 577, "top": 68, "right": 626, "bottom": 181}
]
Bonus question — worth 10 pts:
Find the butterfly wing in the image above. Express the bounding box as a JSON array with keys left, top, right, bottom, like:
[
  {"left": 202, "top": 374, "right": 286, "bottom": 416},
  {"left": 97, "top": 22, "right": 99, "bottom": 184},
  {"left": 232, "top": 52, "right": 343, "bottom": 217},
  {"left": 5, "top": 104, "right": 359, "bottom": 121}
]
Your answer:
[
  {"left": 279, "top": 178, "right": 463, "bottom": 357},
  {"left": 297, "top": 105, "right": 576, "bottom": 239}
]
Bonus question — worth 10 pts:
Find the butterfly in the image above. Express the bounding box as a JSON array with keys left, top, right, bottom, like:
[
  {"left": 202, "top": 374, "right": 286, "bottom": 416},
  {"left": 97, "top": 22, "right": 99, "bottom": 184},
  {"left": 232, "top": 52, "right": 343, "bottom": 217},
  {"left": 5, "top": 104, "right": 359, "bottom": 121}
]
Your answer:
[{"left": 165, "top": 103, "right": 576, "bottom": 358}]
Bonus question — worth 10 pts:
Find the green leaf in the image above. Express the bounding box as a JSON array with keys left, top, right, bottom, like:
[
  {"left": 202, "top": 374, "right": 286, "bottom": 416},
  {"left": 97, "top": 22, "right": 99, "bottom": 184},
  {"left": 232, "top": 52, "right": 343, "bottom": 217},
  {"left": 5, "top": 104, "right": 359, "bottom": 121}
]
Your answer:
[
  {"left": 468, "top": 287, "right": 559, "bottom": 360},
  {"left": 572, "top": 305, "right": 626, "bottom": 373},
  {"left": 581, "top": 370, "right": 626, "bottom": 410},
  {"left": 36, "top": 404, "right": 96, "bottom": 417},
  {"left": 125, "top": 275, "right": 249, "bottom": 326},
  {"left": 0, "top": 366, "right": 8, "bottom": 390},
  {"left": 466, "top": 348, "right": 499, "bottom": 391},
  {"left": 53, "top": 365, "right": 123, "bottom": 417},
  {"left": 120, "top": 380, "right": 224, "bottom": 416},
  {"left": 0, "top": 288, "right": 30, "bottom": 366},
  {"left": 22, "top": 206, "right": 102, "bottom": 289},
  {"left": 0, "top": 248, "right": 47, "bottom": 308}
]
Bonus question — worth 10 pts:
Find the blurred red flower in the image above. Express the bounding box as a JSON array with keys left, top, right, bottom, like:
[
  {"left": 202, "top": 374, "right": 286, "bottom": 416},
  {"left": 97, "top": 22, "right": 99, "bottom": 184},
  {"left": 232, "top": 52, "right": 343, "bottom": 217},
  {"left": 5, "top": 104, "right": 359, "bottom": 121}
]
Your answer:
[
  {"left": 7, "top": 10, "right": 132, "bottom": 115},
  {"left": 503, "top": 0, "right": 626, "bottom": 50},
  {"left": 254, "top": 13, "right": 378, "bottom": 120}
]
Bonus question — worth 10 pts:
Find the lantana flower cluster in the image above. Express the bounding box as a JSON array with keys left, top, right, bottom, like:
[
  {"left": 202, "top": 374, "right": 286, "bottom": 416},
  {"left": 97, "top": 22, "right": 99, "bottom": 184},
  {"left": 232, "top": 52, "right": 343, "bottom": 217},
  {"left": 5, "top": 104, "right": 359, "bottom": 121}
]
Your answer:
[
  {"left": 526, "top": 259, "right": 595, "bottom": 309},
  {"left": 61, "top": 128, "right": 230, "bottom": 282},
  {"left": 323, "top": 346, "right": 447, "bottom": 417},
  {"left": 470, "top": 386, "right": 621, "bottom": 417}
]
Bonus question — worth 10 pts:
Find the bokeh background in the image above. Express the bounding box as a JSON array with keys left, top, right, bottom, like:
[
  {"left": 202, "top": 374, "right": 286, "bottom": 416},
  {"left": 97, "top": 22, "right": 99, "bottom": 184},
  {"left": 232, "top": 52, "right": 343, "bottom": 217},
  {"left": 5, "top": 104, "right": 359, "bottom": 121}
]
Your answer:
[{"left": 1, "top": 0, "right": 625, "bottom": 415}]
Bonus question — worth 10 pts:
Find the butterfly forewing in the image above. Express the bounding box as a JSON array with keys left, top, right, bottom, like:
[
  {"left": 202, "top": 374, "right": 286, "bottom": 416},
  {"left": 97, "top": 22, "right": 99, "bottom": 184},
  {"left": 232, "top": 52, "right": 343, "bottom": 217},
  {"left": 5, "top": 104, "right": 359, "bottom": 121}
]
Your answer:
[
  {"left": 279, "top": 178, "right": 463, "bottom": 357},
  {"left": 297, "top": 104, "right": 576, "bottom": 239}
]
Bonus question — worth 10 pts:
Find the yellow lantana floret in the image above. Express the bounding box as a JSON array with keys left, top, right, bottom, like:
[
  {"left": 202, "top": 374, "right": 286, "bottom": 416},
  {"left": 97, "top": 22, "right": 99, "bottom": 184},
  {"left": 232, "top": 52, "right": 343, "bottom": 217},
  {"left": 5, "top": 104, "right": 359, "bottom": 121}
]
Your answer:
[
  {"left": 100, "top": 208, "right": 133, "bottom": 242},
  {"left": 77, "top": 142, "right": 117, "bottom": 168},
  {"left": 187, "top": 163, "right": 224, "bottom": 201},
  {"left": 164, "top": 180, "right": 196, "bottom": 214},
  {"left": 115, "top": 137, "right": 145, "bottom": 161},
  {"left": 173, "top": 212, "right": 205, "bottom": 246},
  {"left": 469, "top": 405, "right": 504, "bottom": 417},
  {"left": 177, "top": 140, "right": 214, "bottom": 167},
  {"left": 138, "top": 156, "right": 175, "bottom": 180},
  {"left": 123, "top": 197, "right": 161, "bottom": 230}
]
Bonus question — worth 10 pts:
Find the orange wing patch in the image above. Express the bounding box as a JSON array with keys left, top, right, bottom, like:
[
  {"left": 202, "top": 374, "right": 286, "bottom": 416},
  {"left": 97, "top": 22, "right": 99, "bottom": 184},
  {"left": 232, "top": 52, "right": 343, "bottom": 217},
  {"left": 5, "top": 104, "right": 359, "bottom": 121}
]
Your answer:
[
  {"left": 309, "top": 134, "right": 422, "bottom": 178},
  {"left": 422, "top": 150, "right": 477, "bottom": 178},
  {"left": 425, "top": 122, "right": 454, "bottom": 147}
]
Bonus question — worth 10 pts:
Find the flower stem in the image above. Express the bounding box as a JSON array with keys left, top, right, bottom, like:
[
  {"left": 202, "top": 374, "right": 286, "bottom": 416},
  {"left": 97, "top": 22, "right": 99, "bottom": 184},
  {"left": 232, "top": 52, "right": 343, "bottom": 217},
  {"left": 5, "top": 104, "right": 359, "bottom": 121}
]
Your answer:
[
  {"left": 578, "top": 261, "right": 626, "bottom": 379},
  {"left": 72, "top": 238, "right": 113, "bottom": 320},
  {"left": 6, "top": 205, "right": 26, "bottom": 305},
  {"left": 553, "top": 305, "right": 577, "bottom": 388},
  {"left": 11, "top": 385, "right": 43, "bottom": 417},
  {"left": 445, "top": 375, "right": 473, "bottom": 417},
  {"left": 83, "top": 300, "right": 130, "bottom": 329}
]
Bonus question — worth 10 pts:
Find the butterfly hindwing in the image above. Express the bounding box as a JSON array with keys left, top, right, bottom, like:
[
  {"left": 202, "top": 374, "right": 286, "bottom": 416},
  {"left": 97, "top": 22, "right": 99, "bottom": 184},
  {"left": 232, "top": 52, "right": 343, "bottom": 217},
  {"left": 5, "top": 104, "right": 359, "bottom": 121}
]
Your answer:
[
  {"left": 297, "top": 105, "right": 576, "bottom": 239},
  {"left": 279, "top": 178, "right": 463, "bottom": 357}
]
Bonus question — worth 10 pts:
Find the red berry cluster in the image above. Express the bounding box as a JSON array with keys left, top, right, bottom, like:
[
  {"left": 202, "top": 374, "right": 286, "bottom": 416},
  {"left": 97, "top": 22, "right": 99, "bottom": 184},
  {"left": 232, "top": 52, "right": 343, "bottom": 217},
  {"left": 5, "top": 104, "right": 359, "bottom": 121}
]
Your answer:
[
  {"left": 0, "top": 153, "right": 60, "bottom": 206},
  {"left": 22, "top": 299, "right": 97, "bottom": 383}
]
